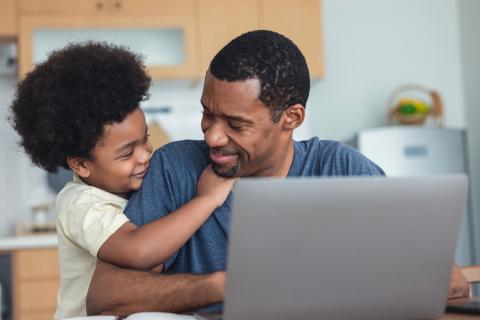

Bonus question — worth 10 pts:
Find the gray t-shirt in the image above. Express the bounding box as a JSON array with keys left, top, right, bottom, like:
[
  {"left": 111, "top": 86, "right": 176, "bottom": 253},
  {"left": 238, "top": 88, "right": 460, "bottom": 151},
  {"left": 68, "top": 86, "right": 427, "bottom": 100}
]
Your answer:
[{"left": 125, "top": 138, "right": 384, "bottom": 311}]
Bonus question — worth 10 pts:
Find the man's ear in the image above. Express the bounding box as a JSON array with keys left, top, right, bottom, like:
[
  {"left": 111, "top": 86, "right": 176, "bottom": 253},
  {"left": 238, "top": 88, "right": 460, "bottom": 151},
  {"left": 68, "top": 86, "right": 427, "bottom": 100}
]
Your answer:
[
  {"left": 283, "top": 104, "right": 305, "bottom": 130},
  {"left": 66, "top": 157, "right": 91, "bottom": 178}
]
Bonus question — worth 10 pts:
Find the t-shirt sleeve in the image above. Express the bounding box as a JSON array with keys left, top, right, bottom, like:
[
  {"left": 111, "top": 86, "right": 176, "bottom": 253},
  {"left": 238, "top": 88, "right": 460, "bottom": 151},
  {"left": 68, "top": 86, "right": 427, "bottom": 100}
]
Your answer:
[{"left": 59, "top": 200, "right": 130, "bottom": 257}]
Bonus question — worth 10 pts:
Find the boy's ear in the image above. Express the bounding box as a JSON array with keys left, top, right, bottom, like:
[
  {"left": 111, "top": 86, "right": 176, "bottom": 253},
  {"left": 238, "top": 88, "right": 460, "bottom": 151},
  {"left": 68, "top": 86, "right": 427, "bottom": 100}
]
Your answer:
[
  {"left": 66, "top": 157, "right": 91, "bottom": 178},
  {"left": 283, "top": 104, "right": 305, "bottom": 130}
]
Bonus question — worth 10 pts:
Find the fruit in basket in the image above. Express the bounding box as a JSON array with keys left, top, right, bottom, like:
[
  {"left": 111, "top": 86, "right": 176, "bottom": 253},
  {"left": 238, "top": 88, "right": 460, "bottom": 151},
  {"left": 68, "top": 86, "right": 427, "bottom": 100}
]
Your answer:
[
  {"left": 388, "top": 84, "right": 444, "bottom": 126},
  {"left": 398, "top": 98, "right": 430, "bottom": 115}
]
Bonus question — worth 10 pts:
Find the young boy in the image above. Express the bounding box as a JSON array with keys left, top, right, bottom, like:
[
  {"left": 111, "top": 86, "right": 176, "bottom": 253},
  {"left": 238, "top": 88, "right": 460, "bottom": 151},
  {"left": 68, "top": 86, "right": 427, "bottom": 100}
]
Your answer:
[{"left": 9, "top": 42, "right": 236, "bottom": 318}]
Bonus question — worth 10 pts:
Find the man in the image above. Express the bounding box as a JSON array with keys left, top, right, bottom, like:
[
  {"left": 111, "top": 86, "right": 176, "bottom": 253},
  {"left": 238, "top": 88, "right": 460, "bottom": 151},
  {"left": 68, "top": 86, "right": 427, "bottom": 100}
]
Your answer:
[{"left": 86, "top": 30, "right": 468, "bottom": 316}]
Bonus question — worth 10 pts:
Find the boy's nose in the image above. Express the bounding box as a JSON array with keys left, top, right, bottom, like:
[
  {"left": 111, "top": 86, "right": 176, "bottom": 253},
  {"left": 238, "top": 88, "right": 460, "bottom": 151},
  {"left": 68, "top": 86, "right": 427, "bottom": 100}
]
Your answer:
[{"left": 138, "top": 144, "right": 152, "bottom": 164}]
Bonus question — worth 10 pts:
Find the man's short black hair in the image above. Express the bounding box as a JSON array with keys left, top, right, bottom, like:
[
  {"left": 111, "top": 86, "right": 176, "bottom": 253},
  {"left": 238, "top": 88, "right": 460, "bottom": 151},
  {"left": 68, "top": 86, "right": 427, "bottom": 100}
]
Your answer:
[
  {"left": 9, "top": 42, "right": 151, "bottom": 173},
  {"left": 209, "top": 30, "right": 310, "bottom": 122}
]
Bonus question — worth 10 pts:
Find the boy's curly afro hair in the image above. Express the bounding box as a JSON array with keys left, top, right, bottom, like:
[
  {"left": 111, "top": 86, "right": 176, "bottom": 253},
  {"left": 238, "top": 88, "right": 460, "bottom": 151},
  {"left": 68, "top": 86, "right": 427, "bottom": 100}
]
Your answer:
[{"left": 10, "top": 42, "right": 151, "bottom": 173}]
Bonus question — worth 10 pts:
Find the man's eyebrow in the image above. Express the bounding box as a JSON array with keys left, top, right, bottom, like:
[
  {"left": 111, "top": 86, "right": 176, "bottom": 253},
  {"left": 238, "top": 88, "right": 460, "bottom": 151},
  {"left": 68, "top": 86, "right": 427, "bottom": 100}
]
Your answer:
[
  {"left": 224, "top": 114, "right": 253, "bottom": 124},
  {"left": 200, "top": 101, "right": 253, "bottom": 124}
]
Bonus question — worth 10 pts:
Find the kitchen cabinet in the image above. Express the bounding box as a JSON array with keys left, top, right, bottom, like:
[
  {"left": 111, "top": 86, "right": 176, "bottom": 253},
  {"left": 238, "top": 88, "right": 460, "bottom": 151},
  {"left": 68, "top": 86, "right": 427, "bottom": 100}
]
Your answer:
[
  {"left": 12, "top": 248, "right": 60, "bottom": 320},
  {"left": 17, "top": 0, "right": 198, "bottom": 79},
  {"left": 259, "top": 0, "right": 324, "bottom": 77},
  {"left": 18, "top": 0, "right": 195, "bottom": 15},
  {"left": 198, "top": 0, "right": 324, "bottom": 78},
  {"left": 197, "top": 0, "right": 259, "bottom": 76},
  {"left": 0, "top": 0, "right": 17, "bottom": 38},
  {"left": 14, "top": 0, "right": 323, "bottom": 79}
]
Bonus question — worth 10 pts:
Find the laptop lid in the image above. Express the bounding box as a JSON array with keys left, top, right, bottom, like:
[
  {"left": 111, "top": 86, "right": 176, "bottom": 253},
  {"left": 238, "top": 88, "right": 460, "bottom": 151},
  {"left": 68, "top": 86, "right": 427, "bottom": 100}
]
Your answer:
[{"left": 224, "top": 175, "right": 468, "bottom": 320}]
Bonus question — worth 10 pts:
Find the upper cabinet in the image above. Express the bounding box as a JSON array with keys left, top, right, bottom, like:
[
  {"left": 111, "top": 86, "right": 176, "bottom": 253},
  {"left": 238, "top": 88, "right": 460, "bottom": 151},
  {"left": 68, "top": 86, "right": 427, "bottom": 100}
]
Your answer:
[
  {"left": 259, "top": 0, "right": 324, "bottom": 78},
  {"left": 18, "top": 0, "right": 195, "bottom": 15},
  {"left": 197, "top": 0, "right": 259, "bottom": 77},
  {"left": 197, "top": 0, "right": 324, "bottom": 78},
  {"left": 0, "top": 0, "right": 17, "bottom": 38},
  {"left": 18, "top": 0, "right": 198, "bottom": 79},
  {"left": 4, "top": 0, "right": 324, "bottom": 79}
]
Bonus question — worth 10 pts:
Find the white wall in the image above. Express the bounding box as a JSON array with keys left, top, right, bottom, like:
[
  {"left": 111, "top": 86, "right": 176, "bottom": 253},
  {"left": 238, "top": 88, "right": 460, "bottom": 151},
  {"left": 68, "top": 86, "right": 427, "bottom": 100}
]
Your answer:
[
  {"left": 310, "top": 0, "right": 466, "bottom": 141},
  {"left": 458, "top": 0, "right": 480, "bottom": 263},
  {"left": 0, "top": 71, "right": 58, "bottom": 236}
]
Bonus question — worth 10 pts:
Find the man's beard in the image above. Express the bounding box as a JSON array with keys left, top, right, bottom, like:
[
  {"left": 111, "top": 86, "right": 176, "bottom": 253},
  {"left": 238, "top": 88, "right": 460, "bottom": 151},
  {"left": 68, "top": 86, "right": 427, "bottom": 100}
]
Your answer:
[{"left": 212, "top": 161, "right": 241, "bottom": 178}]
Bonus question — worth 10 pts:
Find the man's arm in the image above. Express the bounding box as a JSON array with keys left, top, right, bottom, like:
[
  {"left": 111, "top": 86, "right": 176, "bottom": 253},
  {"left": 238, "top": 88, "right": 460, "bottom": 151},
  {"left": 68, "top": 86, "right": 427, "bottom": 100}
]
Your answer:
[{"left": 86, "top": 260, "right": 225, "bottom": 317}]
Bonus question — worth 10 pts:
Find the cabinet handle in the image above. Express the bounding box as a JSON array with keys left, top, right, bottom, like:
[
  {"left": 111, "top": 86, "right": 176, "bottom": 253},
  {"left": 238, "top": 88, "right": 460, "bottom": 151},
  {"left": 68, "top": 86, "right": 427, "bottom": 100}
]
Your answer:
[
  {"left": 96, "top": 1, "right": 104, "bottom": 10},
  {"left": 114, "top": 1, "right": 122, "bottom": 9}
]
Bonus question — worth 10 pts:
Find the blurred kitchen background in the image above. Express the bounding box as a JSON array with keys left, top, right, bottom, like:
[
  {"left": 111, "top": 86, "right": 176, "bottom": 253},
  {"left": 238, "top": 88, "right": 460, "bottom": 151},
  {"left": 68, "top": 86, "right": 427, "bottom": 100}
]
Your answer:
[{"left": 0, "top": 0, "right": 480, "bottom": 319}]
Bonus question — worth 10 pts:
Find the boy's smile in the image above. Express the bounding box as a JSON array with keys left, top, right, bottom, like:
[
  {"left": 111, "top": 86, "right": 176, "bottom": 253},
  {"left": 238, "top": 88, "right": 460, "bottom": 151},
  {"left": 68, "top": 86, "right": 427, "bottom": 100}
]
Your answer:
[{"left": 76, "top": 107, "right": 153, "bottom": 197}]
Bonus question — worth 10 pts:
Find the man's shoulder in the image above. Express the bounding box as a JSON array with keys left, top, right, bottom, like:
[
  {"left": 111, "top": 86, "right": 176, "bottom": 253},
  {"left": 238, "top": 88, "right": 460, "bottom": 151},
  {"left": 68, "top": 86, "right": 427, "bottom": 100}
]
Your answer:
[
  {"left": 126, "top": 140, "right": 209, "bottom": 224},
  {"left": 295, "top": 137, "right": 358, "bottom": 159},
  {"left": 295, "top": 137, "right": 385, "bottom": 176},
  {"left": 149, "top": 140, "right": 209, "bottom": 170},
  {"left": 153, "top": 139, "right": 209, "bottom": 159}
]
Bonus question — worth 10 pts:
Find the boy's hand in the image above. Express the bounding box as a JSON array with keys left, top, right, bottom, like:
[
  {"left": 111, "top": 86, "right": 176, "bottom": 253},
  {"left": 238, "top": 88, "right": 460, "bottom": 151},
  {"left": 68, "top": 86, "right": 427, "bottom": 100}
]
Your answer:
[{"left": 197, "top": 164, "right": 238, "bottom": 207}]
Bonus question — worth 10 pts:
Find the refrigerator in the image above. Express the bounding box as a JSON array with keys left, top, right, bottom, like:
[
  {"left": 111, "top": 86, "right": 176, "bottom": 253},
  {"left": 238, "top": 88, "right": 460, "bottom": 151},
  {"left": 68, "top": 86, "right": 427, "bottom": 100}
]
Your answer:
[{"left": 348, "top": 126, "right": 475, "bottom": 266}]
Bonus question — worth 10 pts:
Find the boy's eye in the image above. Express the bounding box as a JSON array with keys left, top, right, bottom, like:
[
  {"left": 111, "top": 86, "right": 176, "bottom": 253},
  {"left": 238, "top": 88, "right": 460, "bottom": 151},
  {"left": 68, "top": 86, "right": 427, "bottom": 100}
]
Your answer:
[
  {"left": 120, "top": 150, "right": 134, "bottom": 158},
  {"left": 144, "top": 133, "right": 150, "bottom": 142}
]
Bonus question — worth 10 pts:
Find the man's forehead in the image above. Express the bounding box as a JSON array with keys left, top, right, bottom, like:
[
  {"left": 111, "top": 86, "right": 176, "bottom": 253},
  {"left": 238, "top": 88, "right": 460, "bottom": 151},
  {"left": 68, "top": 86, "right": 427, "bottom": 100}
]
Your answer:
[{"left": 203, "top": 73, "right": 260, "bottom": 99}]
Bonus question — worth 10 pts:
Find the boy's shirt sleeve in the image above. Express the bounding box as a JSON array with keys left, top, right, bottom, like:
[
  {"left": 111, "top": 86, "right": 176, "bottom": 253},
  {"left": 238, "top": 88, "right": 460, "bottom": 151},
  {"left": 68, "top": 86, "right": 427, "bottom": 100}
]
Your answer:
[{"left": 57, "top": 189, "right": 130, "bottom": 257}]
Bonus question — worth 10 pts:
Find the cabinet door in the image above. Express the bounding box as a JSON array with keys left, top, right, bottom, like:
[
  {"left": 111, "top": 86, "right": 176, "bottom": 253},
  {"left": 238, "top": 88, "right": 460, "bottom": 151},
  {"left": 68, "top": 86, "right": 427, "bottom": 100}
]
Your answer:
[
  {"left": 18, "top": 15, "right": 198, "bottom": 79},
  {"left": 117, "top": 0, "right": 195, "bottom": 16},
  {"left": 12, "top": 248, "right": 60, "bottom": 320},
  {"left": 14, "top": 248, "right": 59, "bottom": 279},
  {"left": 0, "top": 0, "right": 17, "bottom": 37},
  {"left": 20, "top": 0, "right": 196, "bottom": 16},
  {"left": 197, "top": 0, "right": 259, "bottom": 76},
  {"left": 259, "top": 0, "right": 324, "bottom": 78},
  {"left": 19, "top": 0, "right": 108, "bottom": 15}
]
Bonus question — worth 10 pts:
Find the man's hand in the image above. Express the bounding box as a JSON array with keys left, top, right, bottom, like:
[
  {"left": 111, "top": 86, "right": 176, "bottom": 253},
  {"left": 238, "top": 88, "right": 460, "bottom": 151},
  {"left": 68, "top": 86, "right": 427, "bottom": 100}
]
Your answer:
[{"left": 448, "top": 264, "right": 469, "bottom": 299}]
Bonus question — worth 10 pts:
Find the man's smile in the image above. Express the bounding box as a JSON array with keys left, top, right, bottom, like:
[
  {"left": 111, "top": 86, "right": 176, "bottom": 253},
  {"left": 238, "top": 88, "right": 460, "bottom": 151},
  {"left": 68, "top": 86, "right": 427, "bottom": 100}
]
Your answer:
[{"left": 210, "top": 148, "right": 239, "bottom": 165}]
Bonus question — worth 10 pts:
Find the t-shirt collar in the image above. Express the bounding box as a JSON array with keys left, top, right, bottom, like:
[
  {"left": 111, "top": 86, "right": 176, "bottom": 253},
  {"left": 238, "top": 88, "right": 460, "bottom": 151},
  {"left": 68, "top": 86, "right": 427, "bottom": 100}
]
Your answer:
[{"left": 287, "top": 140, "right": 304, "bottom": 177}]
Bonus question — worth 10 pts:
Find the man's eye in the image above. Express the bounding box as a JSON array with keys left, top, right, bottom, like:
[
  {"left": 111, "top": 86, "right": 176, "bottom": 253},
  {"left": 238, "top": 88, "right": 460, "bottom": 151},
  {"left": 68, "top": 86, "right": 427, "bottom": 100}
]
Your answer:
[{"left": 229, "top": 122, "right": 244, "bottom": 131}]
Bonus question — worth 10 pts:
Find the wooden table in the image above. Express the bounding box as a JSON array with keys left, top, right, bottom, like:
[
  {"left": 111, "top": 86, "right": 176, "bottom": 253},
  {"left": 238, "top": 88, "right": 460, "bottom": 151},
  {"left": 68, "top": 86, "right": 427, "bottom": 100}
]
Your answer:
[
  {"left": 441, "top": 314, "right": 479, "bottom": 319},
  {"left": 441, "top": 297, "right": 480, "bottom": 319}
]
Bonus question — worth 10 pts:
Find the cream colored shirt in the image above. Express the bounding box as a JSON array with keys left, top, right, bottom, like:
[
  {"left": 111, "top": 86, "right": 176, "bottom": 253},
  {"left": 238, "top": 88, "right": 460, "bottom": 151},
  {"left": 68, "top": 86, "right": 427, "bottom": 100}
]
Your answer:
[{"left": 54, "top": 175, "right": 129, "bottom": 319}]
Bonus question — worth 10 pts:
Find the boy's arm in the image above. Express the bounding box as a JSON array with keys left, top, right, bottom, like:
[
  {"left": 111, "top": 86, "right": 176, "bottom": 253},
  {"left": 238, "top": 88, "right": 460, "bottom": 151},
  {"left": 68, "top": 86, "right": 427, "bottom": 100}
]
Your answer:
[
  {"left": 86, "top": 259, "right": 225, "bottom": 316},
  {"left": 98, "top": 165, "right": 235, "bottom": 270},
  {"left": 97, "top": 195, "right": 218, "bottom": 270}
]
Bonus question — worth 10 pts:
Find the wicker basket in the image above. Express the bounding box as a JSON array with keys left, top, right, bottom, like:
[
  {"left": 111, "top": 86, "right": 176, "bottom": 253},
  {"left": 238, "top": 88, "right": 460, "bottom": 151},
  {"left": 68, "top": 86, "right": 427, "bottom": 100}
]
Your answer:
[{"left": 387, "top": 84, "right": 444, "bottom": 126}]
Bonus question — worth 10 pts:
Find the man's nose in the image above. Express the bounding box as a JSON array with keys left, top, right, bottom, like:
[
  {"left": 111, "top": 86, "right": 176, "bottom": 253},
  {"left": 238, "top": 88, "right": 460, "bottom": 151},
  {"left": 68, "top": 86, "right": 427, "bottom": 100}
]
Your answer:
[{"left": 204, "top": 122, "right": 228, "bottom": 148}]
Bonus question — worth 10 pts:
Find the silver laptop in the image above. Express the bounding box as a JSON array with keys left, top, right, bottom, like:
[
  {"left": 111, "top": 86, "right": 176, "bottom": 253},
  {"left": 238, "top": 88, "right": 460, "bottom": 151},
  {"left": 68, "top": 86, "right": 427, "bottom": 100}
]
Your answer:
[{"left": 224, "top": 175, "right": 468, "bottom": 320}]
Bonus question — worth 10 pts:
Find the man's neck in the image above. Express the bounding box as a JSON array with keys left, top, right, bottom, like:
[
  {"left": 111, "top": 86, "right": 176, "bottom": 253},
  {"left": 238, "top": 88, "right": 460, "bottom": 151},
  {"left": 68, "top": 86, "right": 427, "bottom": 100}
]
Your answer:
[{"left": 254, "top": 140, "right": 295, "bottom": 178}]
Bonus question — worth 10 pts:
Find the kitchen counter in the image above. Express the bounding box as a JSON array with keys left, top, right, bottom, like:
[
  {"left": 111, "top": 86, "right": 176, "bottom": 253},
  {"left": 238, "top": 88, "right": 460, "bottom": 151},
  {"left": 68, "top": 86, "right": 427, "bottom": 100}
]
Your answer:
[{"left": 0, "top": 234, "right": 57, "bottom": 251}]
